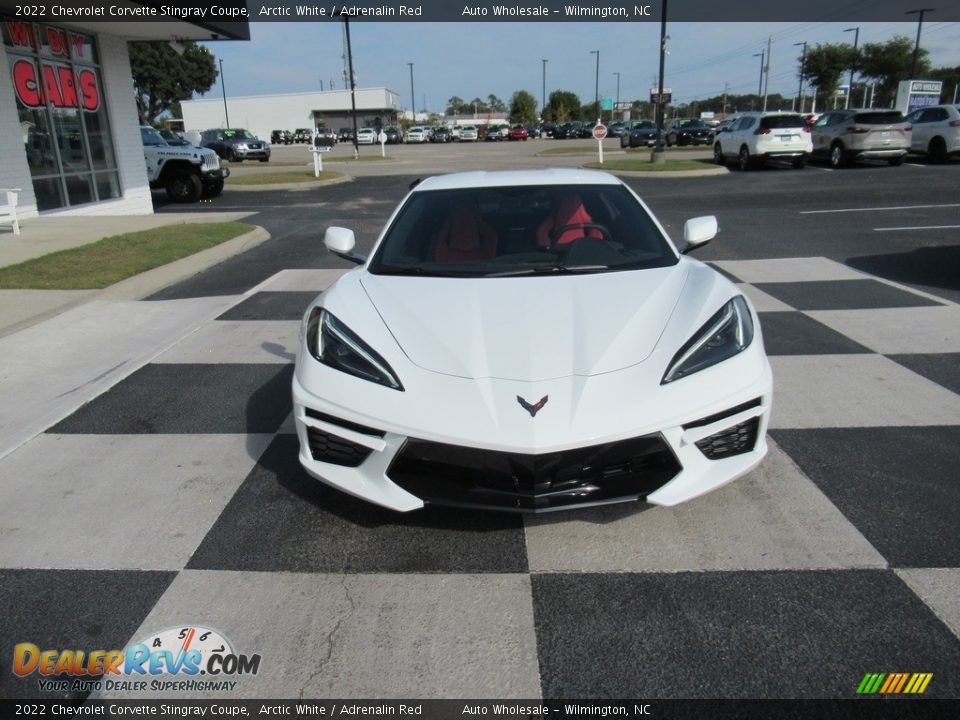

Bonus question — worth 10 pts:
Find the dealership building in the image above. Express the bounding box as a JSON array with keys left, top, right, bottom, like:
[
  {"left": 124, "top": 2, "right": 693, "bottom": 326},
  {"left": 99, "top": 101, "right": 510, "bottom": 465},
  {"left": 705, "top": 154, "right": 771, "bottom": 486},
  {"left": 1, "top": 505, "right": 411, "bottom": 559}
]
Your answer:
[
  {"left": 0, "top": 2, "right": 248, "bottom": 218},
  {"left": 180, "top": 87, "right": 404, "bottom": 141}
]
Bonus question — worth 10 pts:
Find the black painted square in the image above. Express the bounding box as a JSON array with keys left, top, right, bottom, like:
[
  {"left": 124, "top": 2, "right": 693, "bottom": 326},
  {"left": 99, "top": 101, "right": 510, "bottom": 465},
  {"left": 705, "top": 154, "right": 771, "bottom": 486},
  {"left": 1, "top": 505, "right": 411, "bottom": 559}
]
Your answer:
[
  {"left": 0, "top": 569, "right": 175, "bottom": 699},
  {"left": 753, "top": 280, "right": 941, "bottom": 311},
  {"left": 216, "top": 292, "right": 318, "bottom": 321},
  {"left": 771, "top": 427, "right": 960, "bottom": 568},
  {"left": 888, "top": 353, "right": 960, "bottom": 396},
  {"left": 49, "top": 364, "right": 293, "bottom": 434},
  {"left": 532, "top": 570, "right": 960, "bottom": 698},
  {"left": 187, "top": 435, "right": 529, "bottom": 574},
  {"left": 758, "top": 312, "right": 872, "bottom": 356}
]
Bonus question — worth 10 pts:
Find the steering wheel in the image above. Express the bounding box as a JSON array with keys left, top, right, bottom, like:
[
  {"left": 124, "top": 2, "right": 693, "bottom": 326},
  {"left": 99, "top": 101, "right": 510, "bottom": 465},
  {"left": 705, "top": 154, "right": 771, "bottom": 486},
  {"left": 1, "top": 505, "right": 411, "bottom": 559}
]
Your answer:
[{"left": 550, "top": 223, "right": 612, "bottom": 246}]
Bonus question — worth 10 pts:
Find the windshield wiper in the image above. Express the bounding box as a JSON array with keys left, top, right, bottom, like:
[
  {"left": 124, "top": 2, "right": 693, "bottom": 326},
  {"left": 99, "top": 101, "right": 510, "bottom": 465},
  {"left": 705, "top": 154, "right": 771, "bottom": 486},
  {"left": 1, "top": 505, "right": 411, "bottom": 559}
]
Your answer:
[{"left": 485, "top": 264, "right": 610, "bottom": 277}]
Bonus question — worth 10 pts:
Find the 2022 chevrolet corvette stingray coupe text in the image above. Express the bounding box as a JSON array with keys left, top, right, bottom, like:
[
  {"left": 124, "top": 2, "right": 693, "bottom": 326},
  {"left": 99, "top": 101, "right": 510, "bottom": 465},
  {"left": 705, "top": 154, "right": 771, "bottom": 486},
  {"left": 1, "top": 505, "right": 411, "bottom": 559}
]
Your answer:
[{"left": 293, "top": 169, "right": 772, "bottom": 512}]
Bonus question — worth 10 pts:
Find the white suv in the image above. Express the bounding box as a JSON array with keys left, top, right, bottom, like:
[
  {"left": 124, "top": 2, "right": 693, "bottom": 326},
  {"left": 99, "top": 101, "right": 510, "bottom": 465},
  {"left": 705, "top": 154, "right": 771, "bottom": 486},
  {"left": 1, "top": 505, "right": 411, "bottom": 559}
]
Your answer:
[
  {"left": 405, "top": 126, "right": 429, "bottom": 143},
  {"left": 713, "top": 112, "right": 812, "bottom": 170},
  {"left": 905, "top": 104, "right": 960, "bottom": 163}
]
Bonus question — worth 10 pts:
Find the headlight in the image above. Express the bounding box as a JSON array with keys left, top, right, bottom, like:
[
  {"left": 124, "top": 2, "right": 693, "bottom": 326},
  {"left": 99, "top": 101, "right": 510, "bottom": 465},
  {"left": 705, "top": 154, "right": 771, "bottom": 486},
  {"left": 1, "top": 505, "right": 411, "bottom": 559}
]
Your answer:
[
  {"left": 662, "top": 296, "right": 754, "bottom": 384},
  {"left": 305, "top": 308, "right": 403, "bottom": 391}
]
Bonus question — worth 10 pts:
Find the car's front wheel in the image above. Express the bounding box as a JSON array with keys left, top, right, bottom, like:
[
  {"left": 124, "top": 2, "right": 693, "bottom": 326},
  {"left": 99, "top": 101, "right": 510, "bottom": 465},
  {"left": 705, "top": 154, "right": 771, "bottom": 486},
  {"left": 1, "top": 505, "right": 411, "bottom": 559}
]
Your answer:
[
  {"left": 202, "top": 179, "right": 225, "bottom": 199},
  {"left": 713, "top": 143, "right": 725, "bottom": 165},
  {"left": 165, "top": 170, "right": 203, "bottom": 203}
]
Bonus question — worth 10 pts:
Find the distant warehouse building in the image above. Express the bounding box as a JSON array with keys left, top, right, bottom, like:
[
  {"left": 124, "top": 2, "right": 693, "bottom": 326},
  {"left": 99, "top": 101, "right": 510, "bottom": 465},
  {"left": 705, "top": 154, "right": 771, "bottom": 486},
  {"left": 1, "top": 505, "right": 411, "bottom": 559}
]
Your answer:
[
  {"left": 180, "top": 88, "right": 404, "bottom": 140},
  {"left": 0, "top": 1, "right": 249, "bottom": 218}
]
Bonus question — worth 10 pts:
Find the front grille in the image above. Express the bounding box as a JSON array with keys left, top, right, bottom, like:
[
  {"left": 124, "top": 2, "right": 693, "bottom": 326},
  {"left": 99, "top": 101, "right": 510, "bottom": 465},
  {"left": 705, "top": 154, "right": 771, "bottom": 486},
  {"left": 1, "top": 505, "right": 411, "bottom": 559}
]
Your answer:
[
  {"left": 306, "top": 427, "right": 372, "bottom": 467},
  {"left": 388, "top": 434, "right": 681, "bottom": 512},
  {"left": 695, "top": 417, "right": 760, "bottom": 460}
]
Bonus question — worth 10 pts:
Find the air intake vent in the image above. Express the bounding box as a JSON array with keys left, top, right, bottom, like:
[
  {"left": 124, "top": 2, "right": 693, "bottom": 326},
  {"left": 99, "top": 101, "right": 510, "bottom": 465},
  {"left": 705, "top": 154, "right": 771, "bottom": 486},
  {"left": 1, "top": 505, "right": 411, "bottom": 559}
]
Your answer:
[
  {"left": 307, "top": 427, "right": 373, "bottom": 467},
  {"left": 695, "top": 417, "right": 760, "bottom": 460}
]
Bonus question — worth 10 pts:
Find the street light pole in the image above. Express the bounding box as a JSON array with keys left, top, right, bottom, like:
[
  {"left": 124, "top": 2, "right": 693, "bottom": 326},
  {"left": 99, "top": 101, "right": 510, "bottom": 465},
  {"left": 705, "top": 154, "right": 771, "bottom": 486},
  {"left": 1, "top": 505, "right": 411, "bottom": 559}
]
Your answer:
[
  {"left": 218, "top": 58, "right": 230, "bottom": 128},
  {"left": 343, "top": 12, "right": 359, "bottom": 157},
  {"left": 844, "top": 27, "right": 859, "bottom": 109},
  {"left": 590, "top": 50, "right": 600, "bottom": 124},
  {"left": 408, "top": 62, "right": 415, "bottom": 123},
  {"left": 793, "top": 41, "right": 807, "bottom": 114},
  {"left": 613, "top": 71, "right": 620, "bottom": 118},
  {"left": 752, "top": 50, "right": 765, "bottom": 106},
  {"left": 906, "top": 8, "right": 934, "bottom": 78},
  {"left": 652, "top": 0, "right": 668, "bottom": 163},
  {"left": 541, "top": 59, "right": 548, "bottom": 120}
]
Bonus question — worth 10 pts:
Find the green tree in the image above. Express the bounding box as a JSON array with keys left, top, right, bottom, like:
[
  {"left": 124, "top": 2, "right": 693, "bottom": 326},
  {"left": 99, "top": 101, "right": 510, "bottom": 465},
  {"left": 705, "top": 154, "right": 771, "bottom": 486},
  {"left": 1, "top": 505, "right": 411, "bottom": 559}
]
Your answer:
[
  {"left": 487, "top": 94, "right": 507, "bottom": 112},
  {"left": 927, "top": 66, "right": 960, "bottom": 105},
  {"left": 509, "top": 90, "right": 538, "bottom": 124},
  {"left": 800, "top": 42, "right": 855, "bottom": 110},
  {"left": 545, "top": 90, "right": 582, "bottom": 122},
  {"left": 445, "top": 96, "right": 468, "bottom": 115},
  {"left": 129, "top": 41, "right": 217, "bottom": 124},
  {"left": 859, "top": 36, "right": 931, "bottom": 108}
]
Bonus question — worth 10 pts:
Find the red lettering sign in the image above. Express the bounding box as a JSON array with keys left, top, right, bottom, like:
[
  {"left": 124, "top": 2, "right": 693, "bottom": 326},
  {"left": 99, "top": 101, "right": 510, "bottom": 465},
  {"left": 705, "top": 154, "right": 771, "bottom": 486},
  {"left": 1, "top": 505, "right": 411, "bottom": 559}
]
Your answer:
[
  {"left": 70, "top": 32, "right": 86, "bottom": 60},
  {"left": 46, "top": 27, "right": 68, "bottom": 56},
  {"left": 5, "top": 21, "right": 37, "bottom": 50},
  {"left": 11, "top": 60, "right": 101, "bottom": 112}
]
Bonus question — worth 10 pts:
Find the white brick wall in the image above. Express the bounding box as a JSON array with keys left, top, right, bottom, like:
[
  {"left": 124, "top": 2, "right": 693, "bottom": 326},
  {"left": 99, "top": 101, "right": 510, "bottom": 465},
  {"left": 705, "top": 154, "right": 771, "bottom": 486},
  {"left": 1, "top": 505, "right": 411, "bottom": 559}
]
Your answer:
[
  {"left": 0, "top": 45, "right": 38, "bottom": 218},
  {"left": 0, "top": 28, "right": 154, "bottom": 218}
]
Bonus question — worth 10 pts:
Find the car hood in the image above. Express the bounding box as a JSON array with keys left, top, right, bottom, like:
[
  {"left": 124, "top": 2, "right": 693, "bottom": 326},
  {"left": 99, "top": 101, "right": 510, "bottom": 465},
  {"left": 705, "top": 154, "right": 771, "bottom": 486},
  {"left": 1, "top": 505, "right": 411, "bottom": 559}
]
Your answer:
[{"left": 359, "top": 266, "right": 687, "bottom": 381}]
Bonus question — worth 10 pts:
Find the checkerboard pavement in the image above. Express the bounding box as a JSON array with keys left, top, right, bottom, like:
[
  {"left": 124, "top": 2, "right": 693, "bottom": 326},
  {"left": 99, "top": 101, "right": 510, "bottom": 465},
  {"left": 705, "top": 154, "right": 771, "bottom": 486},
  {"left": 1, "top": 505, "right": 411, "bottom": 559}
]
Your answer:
[{"left": 1, "top": 259, "right": 959, "bottom": 700}]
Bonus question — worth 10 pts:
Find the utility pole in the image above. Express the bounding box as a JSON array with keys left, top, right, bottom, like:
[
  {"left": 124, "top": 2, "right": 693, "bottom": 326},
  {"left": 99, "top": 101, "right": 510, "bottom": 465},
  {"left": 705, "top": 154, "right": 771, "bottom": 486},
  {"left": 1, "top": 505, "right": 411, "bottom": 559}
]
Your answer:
[
  {"left": 906, "top": 8, "right": 934, "bottom": 78},
  {"left": 793, "top": 41, "right": 807, "bottom": 114},
  {"left": 722, "top": 82, "right": 729, "bottom": 116},
  {"left": 408, "top": 62, "right": 415, "bottom": 123},
  {"left": 613, "top": 71, "right": 620, "bottom": 119},
  {"left": 218, "top": 59, "right": 229, "bottom": 128},
  {"left": 541, "top": 59, "right": 548, "bottom": 119},
  {"left": 343, "top": 10, "right": 359, "bottom": 158},
  {"left": 844, "top": 27, "right": 859, "bottom": 109},
  {"left": 753, "top": 50, "right": 764, "bottom": 101},
  {"left": 652, "top": 0, "right": 668, "bottom": 164},
  {"left": 762, "top": 36, "right": 771, "bottom": 111},
  {"left": 590, "top": 50, "right": 600, "bottom": 123}
]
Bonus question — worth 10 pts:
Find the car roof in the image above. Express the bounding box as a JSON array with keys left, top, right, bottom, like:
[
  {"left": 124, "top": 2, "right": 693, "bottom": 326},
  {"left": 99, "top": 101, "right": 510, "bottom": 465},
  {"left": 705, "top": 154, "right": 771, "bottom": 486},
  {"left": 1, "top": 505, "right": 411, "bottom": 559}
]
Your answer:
[{"left": 412, "top": 168, "right": 622, "bottom": 192}]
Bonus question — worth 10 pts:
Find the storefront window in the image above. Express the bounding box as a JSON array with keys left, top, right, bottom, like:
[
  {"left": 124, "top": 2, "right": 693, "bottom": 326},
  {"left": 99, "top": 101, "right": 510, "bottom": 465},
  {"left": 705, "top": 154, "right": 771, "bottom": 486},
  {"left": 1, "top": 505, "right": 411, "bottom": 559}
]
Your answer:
[{"left": 3, "top": 20, "right": 120, "bottom": 211}]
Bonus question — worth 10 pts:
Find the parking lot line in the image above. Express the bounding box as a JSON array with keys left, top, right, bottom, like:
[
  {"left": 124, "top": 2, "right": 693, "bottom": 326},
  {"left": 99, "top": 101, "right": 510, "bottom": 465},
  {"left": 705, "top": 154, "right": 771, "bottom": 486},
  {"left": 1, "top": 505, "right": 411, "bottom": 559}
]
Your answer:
[
  {"left": 874, "top": 225, "right": 960, "bottom": 232},
  {"left": 801, "top": 203, "right": 960, "bottom": 215}
]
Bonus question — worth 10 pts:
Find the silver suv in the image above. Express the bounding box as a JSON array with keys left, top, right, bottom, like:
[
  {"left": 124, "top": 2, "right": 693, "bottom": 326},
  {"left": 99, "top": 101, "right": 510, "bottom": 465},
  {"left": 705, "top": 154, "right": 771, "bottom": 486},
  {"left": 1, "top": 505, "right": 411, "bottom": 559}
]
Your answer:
[{"left": 811, "top": 109, "right": 911, "bottom": 167}]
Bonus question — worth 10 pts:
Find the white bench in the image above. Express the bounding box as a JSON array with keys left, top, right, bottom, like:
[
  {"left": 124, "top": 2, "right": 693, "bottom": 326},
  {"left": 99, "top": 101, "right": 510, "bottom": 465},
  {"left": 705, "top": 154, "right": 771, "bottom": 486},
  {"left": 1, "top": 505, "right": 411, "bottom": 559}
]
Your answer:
[{"left": 0, "top": 188, "right": 21, "bottom": 236}]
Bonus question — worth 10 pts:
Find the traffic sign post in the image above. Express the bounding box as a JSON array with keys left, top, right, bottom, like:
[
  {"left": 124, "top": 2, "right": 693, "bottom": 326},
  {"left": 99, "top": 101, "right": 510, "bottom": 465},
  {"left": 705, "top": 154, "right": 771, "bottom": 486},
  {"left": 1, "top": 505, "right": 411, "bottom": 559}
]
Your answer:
[
  {"left": 592, "top": 123, "right": 608, "bottom": 164},
  {"left": 312, "top": 132, "right": 334, "bottom": 176},
  {"left": 378, "top": 130, "right": 387, "bottom": 158}
]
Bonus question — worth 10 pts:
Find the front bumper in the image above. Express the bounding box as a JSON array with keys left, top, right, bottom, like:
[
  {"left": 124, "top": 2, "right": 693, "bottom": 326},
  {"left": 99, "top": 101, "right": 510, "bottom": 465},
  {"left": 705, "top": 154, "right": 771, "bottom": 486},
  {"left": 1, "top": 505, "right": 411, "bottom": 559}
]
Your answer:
[
  {"left": 202, "top": 167, "right": 229, "bottom": 181},
  {"left": 292, "top": 367, "right": 772, "bottom": 514},
  {"left": 233, "top": 146, "right": 271, "bottom": 159}
]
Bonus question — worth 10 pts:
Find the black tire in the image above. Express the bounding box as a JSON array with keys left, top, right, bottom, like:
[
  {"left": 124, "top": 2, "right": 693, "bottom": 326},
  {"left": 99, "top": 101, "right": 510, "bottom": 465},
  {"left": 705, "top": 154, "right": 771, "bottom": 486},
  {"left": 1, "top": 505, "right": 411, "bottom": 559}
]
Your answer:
[
  {"left": 737, "top": 146, "right": 753, "bottom": 171},
  {"left": 829, "top": 142, "right": 847, "bottom": 168},
  {"left": 665, "top": 135, "right": 673, "bottom": 147},
  {"left": 929, "top": 137, "right": 948, "bottom": 164},
  {"left": 887, "top": 156, "right": 905, "bottom": 167},
  {"left": 713, "top": 143, "right": 725, "bottom": 165},
  {"left": 201, "top": 178, "right": 225, "bottom": 199},
  {"left": 792, "top": 155, "right": 807, "bottom": 169},
  {"left": 164, "top": 170, "right": 203, "bottom": 203}
]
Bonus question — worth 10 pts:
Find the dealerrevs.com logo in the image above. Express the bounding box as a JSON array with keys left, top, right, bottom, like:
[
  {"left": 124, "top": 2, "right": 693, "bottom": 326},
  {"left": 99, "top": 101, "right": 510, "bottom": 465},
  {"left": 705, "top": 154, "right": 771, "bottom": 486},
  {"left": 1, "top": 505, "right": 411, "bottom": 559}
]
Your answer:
[{"left": 12, "top": 625, "right": 261, "bottom": 694}]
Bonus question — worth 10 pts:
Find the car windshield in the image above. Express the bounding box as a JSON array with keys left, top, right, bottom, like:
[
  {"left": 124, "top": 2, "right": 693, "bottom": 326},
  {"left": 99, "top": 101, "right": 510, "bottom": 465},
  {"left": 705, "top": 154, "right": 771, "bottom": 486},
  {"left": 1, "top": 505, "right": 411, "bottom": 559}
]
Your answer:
[
  {"left": 368, "top": 184, "right": 678, "bottom": 278},
  {"left": 633, "top": 121, "right": 656, "bottom": 129},
  {"left": 140, "top": 127, "right": 166, "bottom": 146},
  {"left": 760, "top": 115, "right": 806, "bottom": 129},
  {"left": 223, "top": 129, "right": 255, "bottom": 139},
  {"left": 679, "top": 119, "right": 708, "bottom": 127}
]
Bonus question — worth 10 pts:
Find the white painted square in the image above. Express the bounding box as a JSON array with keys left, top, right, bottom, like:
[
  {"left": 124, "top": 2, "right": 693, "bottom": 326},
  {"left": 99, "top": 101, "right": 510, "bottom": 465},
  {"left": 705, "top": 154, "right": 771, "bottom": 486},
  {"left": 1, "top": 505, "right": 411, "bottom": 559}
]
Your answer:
[
  {"left": 715, "top": 257, "right": 867, "bottom": 284},
  {"left": 153, "top": 321, "right": 300, "bottom": 364},
  {"left": 768, "top": 354, "right": 960, "bottom": 428},
  {"left": 897, "top": 569, "right": 960, "bottom": 640},
  {"left": 0, "top": 434, "right": 271, "bottom": 570},
  {"left": 807, "top": 306, "right": 960, "bottom": 354},
  {"left": 523, "top": 439, "right": 886, "bottom": 573},
  {"left": 254, "top": 269, "right": 347, "bottom": 293}
]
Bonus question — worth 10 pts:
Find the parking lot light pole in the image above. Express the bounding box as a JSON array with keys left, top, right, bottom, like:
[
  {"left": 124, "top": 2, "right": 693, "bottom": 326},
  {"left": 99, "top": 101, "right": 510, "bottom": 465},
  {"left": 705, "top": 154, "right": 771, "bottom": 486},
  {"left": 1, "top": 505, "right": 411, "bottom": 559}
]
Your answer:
[
  {"left": 793, "top": 41, "right": 807, "bottom": 113},
  {"left": 652, "top": 0, "right": 668, "bottom": 164},
  {"left": 843, "top": 27, "right": 859, "bottom": 109},
  {"left": 590, "top": 50, "right": 599, "bottom": 124},
  {"left": 541, "top": 59, "right": 548, "bottom": 120},
  {"left": 408, "top": 62, "right": 415, "bottom": 123},
  {"left": 906, "top": 8, "right": 934, "bottom": 78},
  {"left": 613, "top": 71, "right": 620, "bottom": 119},
  {"left": 218, "top": 58, "right": 230, "bottom": 129},
  {"left": 343, "top": 12, "right": 359, "bottom": 158},
  {"left": 752, "top": 51, "right": 764, "bottom": 105}
]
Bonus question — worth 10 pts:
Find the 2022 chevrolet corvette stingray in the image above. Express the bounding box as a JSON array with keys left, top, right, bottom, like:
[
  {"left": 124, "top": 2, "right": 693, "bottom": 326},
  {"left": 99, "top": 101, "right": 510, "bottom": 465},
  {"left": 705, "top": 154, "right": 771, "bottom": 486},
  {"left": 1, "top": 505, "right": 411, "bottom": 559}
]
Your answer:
[{"left": 293, "top": 169, "right": 772, "bottom": 512}]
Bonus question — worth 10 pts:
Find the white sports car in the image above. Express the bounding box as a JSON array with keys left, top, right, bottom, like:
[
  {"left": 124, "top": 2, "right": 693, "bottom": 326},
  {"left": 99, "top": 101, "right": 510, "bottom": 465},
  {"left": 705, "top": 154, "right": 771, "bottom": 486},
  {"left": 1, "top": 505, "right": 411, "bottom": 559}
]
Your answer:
[{"left": 293, "top": 169, "right": 772, "bottom": 512}]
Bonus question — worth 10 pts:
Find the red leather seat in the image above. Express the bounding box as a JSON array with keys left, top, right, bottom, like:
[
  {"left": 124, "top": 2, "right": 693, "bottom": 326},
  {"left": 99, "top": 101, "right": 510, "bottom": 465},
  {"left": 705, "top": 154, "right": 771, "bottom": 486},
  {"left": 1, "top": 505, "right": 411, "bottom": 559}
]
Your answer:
[
  {"left": 434, "top": 199, "right": 498, "bottom": 262},
  {"left": 536, "top": 194, "right": 604, "bottom": 247}
]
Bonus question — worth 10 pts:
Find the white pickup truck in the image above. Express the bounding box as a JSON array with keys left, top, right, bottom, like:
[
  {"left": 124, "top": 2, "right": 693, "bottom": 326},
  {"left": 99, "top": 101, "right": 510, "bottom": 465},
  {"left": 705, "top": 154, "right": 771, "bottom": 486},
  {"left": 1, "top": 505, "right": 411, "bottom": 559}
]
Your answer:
[{"left": 141, "top": 126, "right": 229, "bottom": 203}]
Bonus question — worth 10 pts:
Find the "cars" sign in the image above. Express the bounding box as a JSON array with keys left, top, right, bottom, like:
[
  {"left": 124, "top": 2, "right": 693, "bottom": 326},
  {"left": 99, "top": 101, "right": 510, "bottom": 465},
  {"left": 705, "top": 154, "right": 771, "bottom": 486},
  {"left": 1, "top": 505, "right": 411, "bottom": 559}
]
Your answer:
[{"left": 11, "top": 59, "right": 100, "bottom": 112}]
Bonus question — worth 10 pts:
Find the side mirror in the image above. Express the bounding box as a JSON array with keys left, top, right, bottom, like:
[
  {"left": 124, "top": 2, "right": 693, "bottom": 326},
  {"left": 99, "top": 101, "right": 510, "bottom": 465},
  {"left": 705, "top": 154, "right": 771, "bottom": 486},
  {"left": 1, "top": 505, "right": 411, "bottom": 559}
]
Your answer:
[
  {"left": 680, "top": 215, "right": 718, "bottom": 254},
  {"left": 324, "top": 226, "right": 367, "bottom": 265}
]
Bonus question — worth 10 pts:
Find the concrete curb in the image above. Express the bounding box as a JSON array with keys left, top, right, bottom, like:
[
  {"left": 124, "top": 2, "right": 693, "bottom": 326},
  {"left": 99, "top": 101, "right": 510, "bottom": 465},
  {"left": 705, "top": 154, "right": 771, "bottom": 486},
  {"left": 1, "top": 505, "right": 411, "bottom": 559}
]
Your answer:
[
  {"left": 225, "top": 174, "right": 353, "bottom": 192},
  {"left": 583, "top": 165, "right": 729, "bottom": 178},
  {"left": 0, "top": 226, "right": 270, "bottom": 338}
]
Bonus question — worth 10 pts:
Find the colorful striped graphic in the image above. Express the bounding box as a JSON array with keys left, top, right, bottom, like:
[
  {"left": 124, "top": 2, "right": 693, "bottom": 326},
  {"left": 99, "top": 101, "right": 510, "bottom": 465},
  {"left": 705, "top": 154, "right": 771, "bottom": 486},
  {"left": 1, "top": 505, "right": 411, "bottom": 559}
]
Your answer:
[{"left": 857, "top": 672, "right": 933, "bottom": 694}]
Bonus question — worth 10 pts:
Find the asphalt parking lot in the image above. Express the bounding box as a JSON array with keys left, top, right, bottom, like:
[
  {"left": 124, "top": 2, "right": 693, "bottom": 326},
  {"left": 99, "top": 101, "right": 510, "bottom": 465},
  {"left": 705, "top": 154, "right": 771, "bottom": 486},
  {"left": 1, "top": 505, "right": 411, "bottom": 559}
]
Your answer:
[{"left": 1, "top": 147, "right": 958, "bottom": 702}]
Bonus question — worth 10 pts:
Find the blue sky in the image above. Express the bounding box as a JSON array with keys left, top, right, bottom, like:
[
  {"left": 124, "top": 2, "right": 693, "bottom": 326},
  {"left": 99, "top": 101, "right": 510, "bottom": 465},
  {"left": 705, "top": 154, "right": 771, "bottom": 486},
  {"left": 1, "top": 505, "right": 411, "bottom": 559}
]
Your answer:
[{"left": 202, "top": 21, "right": 960, "bottom": 111}]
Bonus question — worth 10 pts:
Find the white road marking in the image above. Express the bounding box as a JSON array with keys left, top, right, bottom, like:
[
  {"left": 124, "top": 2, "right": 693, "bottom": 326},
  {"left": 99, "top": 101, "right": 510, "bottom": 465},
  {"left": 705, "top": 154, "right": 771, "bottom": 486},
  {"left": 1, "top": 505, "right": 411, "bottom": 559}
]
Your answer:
[
  {"left": 801, "top": 203, "right": 960, "bottom": 215},
  {"left": 874, "top": 225, "right": 960, "bottom": 232}
]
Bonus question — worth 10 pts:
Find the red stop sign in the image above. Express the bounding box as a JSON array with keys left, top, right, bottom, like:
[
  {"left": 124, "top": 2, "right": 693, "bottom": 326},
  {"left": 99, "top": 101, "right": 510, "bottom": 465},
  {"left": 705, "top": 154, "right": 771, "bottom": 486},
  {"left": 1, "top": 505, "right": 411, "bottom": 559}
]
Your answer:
[{"left": 592, "top": 124, "right": 608, "bottom": 140}]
